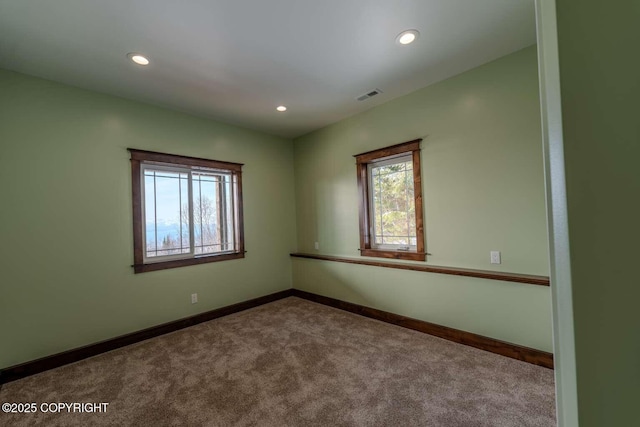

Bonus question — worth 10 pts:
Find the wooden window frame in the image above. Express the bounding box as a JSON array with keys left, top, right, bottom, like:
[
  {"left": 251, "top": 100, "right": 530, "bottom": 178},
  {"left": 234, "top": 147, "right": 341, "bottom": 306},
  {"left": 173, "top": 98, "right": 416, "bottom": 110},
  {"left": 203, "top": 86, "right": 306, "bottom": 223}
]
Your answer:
[
  {"left": 354, "top": 139, "right": 426, "bottom": 261},
  {"left": 129, "top": 149, "right": 245, "bottom": 273}
]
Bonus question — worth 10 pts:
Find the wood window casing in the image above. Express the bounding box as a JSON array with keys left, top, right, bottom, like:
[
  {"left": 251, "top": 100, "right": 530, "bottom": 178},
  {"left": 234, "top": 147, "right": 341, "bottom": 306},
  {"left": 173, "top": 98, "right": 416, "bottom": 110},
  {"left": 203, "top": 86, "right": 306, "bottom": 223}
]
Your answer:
[
  {"left": 354, "top": 139, "right": 426, "bottom": 261},
  {"left": 129, "top": 149, "right": 245, "bottom": 273}
]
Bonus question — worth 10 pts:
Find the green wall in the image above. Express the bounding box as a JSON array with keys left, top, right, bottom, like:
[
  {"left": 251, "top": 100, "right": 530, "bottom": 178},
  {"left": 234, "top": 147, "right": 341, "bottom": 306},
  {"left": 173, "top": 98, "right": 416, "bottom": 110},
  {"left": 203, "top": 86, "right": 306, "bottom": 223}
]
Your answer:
[
  {"left": 556, "top": 0, "right": 640, "bottom": 425},
  {"left": 0, "top": 45, "right": 554, "bottom": 369},
  {"left": 0, "top": 69, "right": 296, "bottom": 369},
  {"left": 292, "top": 46, "right": 553, "bottom": 352}
]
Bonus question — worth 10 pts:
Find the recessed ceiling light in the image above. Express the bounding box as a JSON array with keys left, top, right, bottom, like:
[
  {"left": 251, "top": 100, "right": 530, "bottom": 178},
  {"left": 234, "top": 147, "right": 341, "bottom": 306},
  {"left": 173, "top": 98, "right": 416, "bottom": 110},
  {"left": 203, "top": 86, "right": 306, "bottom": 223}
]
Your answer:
[
  {"left": 276, "top": 105, "right": 287, "bottom": 112},
  {"left": 396, "top": 29, "right": 420, "bottom": 45},
  {"left": 127, "top": 53, "right": 149, "bottom": 65}
]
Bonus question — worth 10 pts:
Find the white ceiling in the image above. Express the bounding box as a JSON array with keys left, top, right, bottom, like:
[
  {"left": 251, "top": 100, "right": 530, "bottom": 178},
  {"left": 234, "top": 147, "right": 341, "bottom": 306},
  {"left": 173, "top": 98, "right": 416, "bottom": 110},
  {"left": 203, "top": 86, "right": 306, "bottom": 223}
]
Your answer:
[{"left": 0, "top": 0, "right": 536, "bottom": 138}]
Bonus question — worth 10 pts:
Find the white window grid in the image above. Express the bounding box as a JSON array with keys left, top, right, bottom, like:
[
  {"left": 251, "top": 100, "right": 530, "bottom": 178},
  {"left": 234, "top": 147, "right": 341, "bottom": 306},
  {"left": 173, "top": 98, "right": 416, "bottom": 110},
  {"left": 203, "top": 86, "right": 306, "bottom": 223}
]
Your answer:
[
  {"left": 367, "top": 153, "right": 417, "bottom": 251},
  {"left": 140, "top": 163, "right": 238, "bottom": 264}
]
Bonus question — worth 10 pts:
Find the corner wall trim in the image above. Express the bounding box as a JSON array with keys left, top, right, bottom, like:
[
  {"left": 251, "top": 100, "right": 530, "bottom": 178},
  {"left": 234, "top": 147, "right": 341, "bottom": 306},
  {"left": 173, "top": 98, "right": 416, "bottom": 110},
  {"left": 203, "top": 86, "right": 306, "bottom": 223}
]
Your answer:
[
  {"left": 0, "top": 289, "right": 294, "bottom": 385},
  {"left": 290, "top": 253, "right": 550, "bottom": 286},
  {"left": 291, "top": 289, "right": 554, "bottom": 369}
]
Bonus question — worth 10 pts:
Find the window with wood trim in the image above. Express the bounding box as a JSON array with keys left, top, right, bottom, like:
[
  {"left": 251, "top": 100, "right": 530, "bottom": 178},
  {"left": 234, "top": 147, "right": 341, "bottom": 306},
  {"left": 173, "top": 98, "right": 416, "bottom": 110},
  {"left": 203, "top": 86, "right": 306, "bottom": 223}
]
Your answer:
[
  {"left": 354, "top": 139, "right": 425, "bottom": 261},
  {"left": 129, "top": 149, "right": 244, "bottom": 273}
]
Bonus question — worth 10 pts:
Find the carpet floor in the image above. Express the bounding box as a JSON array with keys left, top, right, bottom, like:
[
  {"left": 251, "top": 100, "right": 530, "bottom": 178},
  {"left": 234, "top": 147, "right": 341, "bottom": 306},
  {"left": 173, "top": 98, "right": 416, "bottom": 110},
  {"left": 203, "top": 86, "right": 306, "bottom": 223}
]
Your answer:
[{"left": 0, "top": 297, "right": 556, "bottom": 426}]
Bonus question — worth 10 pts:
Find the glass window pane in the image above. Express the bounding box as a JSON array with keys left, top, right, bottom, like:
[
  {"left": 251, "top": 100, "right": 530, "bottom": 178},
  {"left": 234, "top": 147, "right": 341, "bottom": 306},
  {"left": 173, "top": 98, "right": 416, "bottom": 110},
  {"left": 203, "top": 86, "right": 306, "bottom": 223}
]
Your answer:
[
  {"left": 193, "top": 172, "right": 222, "bottom": 255},
  {"left": 144, "top": 169, "right": 190, "bottom": 258},
  {"left": 142, "top": 166, "right": 238, "bottom": 260},
  {"left": 179, "top": 174, "right": 190, "bottom": 254},
  {"left": 144, "top": 172, "right": 157, "bottom": 256},
  {"left": 224, "top": 175, "right": 235, "bottom": 251},
  {"left": 370, "top": 158, "right": 416, "bottom": 247}
]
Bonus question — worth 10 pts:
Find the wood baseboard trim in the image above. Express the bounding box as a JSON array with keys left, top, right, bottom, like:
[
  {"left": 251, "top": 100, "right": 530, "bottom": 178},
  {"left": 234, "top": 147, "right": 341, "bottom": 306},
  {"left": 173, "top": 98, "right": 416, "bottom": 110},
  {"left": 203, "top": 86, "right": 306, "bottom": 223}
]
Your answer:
[
  {"left": 1, "top": 287, "right": 552, "bottom": 384},
  {"left": 291, "top": 289, "right": 554, "bottom": 369},
  {"left": 0, "top": 289, "right": 294, "bottom": 385},
  {"left": 290, "top": 253, "right": 550, "bottom": 286}
]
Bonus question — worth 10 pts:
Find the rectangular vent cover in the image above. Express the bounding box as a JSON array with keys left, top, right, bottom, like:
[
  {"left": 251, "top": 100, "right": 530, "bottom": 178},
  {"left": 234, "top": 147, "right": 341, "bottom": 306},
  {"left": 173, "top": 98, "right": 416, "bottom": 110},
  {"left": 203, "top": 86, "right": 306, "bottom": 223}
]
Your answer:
[{"left": 356, "top": 88, "right": 383, "bottom": 101}]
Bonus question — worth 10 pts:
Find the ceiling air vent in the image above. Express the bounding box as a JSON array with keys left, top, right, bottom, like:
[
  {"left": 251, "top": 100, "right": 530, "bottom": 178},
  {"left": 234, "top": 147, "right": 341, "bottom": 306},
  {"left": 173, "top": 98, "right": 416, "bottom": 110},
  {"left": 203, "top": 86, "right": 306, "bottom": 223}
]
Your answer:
[{"left": 356, "top": 88, "right": 383, "bottom": 101}]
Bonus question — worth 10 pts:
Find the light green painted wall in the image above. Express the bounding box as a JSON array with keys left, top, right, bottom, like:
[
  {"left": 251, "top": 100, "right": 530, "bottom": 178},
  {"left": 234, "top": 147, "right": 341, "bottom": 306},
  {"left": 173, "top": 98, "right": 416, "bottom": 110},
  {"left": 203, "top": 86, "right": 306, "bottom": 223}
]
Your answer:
[
  {"left": 292, "top": 46, "right": 553, "bottom": 352},
  {"left": 0, "top": 45, "right": 554, "bottom": 368},
  {"left": 0, "top": 69, "right": 296, "bottom": 369},
  {"left": 556, "top": 0, "right": 640, "bottom": 425},
  {"left": 293, "top": 259, "right": 552, "bottom": 351}
]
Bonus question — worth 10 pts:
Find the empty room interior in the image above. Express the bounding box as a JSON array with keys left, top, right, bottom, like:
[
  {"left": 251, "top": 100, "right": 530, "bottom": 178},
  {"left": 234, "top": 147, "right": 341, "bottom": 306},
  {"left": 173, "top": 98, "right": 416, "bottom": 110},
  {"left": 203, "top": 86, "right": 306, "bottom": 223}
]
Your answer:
[{"left": 1, "top": 1, "right": 638, "bottom": 426}]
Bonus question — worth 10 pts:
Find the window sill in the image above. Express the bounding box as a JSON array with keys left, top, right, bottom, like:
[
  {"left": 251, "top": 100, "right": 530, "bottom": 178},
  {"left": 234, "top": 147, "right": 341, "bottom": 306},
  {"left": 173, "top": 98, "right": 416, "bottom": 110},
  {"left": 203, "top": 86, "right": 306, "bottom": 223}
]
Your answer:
[
  {"left": 133, "top": 252, "right": 245, "bottom": 274},
  {"left": 359, "top": 248, "right": 426, "bottom": 262}
]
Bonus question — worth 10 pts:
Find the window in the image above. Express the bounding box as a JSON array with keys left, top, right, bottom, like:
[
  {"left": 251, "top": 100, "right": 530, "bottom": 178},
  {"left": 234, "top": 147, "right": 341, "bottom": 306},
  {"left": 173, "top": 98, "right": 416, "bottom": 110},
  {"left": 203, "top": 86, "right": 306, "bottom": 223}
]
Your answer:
[
  {"left": 354, "top": 139, "right": 426, "bottom": 261},
  {"left": 129, "top": 149, "right": 244, "bottom": 273}
]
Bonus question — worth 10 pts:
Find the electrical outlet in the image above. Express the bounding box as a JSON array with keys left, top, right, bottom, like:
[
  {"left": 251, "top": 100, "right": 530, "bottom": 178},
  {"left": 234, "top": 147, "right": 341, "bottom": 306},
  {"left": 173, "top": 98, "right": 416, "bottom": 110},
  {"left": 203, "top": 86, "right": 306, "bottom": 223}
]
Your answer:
[
  {"left": 314, "top": 242, "right": 319, "bottom": 250},
  {"left": 490, "top": 251, "right": 501, "bottom": 264},
  {"left": 191, "top": 293, "right": 198, "bottom": 304}
]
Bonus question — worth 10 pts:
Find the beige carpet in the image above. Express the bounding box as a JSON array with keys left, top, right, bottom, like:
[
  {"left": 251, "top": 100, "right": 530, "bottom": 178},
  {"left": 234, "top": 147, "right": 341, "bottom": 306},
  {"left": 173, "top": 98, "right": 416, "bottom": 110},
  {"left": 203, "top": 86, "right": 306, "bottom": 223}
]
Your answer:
[{"left": 0, "top": 297, "right": 556, "bottom": 426}]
